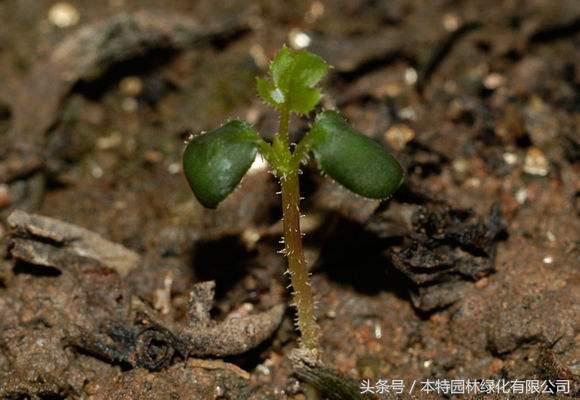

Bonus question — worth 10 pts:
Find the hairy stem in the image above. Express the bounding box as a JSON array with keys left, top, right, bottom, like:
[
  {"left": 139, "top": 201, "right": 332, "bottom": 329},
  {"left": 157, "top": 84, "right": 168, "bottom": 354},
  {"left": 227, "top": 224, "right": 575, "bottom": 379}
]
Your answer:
[
  {"left": 272, "top": 106, "right": 320, "bottom": 350},
  {"left": 280, "top": 171, "right": 319, "bottom": 349}
]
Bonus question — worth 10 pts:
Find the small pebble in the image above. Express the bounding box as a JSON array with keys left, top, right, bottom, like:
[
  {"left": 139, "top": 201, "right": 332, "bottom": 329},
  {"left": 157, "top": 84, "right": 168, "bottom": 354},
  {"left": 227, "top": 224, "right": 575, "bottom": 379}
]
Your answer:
[
  {"left": 483, "top": 73, "right": 506, "bottom": 90},
  {"left": 167, "top": 163, "right": 181, "bottom": 175},
  {"left": 515, "top": 188, "right": 528, "bottom": 204},
  {"left": 256, "top": 358, "right": 276, "bottom": 376},
  {"left": 289, "top": 29, "right": 311, "bottom": 49},
  {"left": 96, "top": 132, "right": 122, "bottom": 150},
  {"left": 442, "top": 13, "right": 461, "bottom": 32},
  {"left": 475, "top": 277, "right": 489, "bottom": 289},
  {"left": 305, "top": 1, "right": 325, "bottom": 23},
  {"left": 119, "top": 76, "right": 143, "bottom": 97},
  {"left": 249, "top": 44, "right": 268, "bottom": 68},
  {"left": 241, "top": 228, "right": 261, "bottom": 249},
  {"left": 91, "top": 164, "right": 104, "bottom": 179},
  {"left": 465, "top": 177, "right": 481, "bottom": 188},
  {"left": 373, "top": 323, "right": 382, "bottom": 339},
  {"left": 153, "top": 273, "right": 173, "bottom": 315},
  {"left": 121, "top": 97, "right": 139, "bottom": 112},
  {"left": 48, "top": 2, "right": 80, "bottom": 28},
  {"left": 84, "top": 382, "right": 100, "bottom": 396},
  {"left": 502, "top": 152, "right": 518, "bottom": 165},
  {"left": 404, "top": 68, "right": 418, "bottom": 85},
  {"left": 144, "top": 150, "right": 163, "bottom": 164},
  {"left": 452, "top": 158, "right": 469, "bottom": 174},
  {"left": 398, "top": 107, "right": 417, "bottom": 120},
  {"left": 255, "top": 363, "right": 271, "bottom": 376},
  {"left": 384, "top": 124, "right": 415, "bottom": 151},
  {"left": 245, "top": 107, "right": 261, "bottom": 124},
  {"left": 226, "top": 303, "right": 255, "bottom": 320},
  {"left": 543, "top": 256, "right": 553, "bottom": 264},
  {"left": 523, "top": 147, "right": 549, "bottom": 176}
]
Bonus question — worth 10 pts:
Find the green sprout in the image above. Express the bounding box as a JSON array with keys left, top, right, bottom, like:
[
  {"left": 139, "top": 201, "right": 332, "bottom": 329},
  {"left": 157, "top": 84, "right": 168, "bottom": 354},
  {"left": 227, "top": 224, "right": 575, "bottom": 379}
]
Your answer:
[{"left": 183, "top": 46, "right": 404, "bottom": 352}]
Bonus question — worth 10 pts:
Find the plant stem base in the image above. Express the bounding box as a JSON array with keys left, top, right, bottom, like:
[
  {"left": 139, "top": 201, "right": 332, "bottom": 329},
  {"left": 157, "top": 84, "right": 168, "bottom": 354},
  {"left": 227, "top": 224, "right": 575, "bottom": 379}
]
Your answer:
[{"left": 280, "top": 172, "right": 320, "bottom": 350}]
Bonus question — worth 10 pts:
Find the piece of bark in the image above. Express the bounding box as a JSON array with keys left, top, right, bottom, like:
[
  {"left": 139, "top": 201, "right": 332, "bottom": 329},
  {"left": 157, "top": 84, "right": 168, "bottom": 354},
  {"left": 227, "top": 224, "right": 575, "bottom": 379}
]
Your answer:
[
  {"left": 180, "top": 304, "right": 285, "bottom": 358},
  {"left": 72, "top": 300, "right": 285, "bottom": 370},
  {"left": 5, "top": 211, "right": 285, "bottom": 368},
  {"left": 7, "top": 210, "right": 140, "bottom": 277},
  {"left": 289, "top": 349, "right": 379, "bottom": 400},
  {"left": 380, "top": 204, "right": 506, "bottom": 312}
]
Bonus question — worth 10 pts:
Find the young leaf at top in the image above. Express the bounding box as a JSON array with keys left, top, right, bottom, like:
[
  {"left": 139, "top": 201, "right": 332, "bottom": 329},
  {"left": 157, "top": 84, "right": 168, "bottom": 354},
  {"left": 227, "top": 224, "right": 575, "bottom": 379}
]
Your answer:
[
  {"left": 256, "top": 46, "right": 329, "bottom": 114},
  {"left": 307, "top": 111, "right": 404, "bottom": 199},
  {"left": 183, "top": 121, "right": 259, "bottom": 209}
]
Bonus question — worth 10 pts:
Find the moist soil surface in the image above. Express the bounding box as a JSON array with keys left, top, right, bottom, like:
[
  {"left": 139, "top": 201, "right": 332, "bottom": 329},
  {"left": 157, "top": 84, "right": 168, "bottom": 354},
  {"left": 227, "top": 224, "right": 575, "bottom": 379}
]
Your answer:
[{"left": 0, "top": 1, "right": 578, "bottom": 399}]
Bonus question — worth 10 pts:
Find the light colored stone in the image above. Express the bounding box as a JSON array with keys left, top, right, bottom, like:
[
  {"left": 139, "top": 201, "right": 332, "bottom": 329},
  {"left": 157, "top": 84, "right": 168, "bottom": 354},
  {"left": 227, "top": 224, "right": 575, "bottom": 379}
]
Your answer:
[{"left": 48, "top": 3, "right": 80, "bottom": 28}]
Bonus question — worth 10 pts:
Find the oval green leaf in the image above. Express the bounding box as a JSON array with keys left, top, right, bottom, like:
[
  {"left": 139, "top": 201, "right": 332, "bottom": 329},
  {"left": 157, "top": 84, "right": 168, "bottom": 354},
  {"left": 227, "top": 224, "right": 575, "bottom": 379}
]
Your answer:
[
  {"left": 308, "top": 111, "right": 404, "bottom": 199},
  {"left": 183, "top": 121, "right": 259, "bottom": 208}
]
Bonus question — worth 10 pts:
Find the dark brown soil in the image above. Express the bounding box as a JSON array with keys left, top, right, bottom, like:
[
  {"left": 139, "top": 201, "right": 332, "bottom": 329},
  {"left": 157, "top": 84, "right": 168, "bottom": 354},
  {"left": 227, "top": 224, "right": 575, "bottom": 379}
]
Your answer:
[{"left": 0, "top": 1, "right": 578, "bottom": 399}]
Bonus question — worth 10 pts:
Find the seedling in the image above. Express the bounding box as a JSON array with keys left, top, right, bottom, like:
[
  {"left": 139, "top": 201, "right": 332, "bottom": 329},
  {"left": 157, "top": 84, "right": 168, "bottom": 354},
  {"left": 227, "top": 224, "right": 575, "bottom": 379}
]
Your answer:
[{"left": 183, "top": 46, "right": 404, "bottom": 351}]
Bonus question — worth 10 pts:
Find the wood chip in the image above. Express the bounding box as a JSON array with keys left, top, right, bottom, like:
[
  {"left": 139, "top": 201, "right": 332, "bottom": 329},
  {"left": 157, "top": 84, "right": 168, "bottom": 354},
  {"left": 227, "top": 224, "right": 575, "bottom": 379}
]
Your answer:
[{"left": 7, "top": 210, "right": 140, "bottom": 277}]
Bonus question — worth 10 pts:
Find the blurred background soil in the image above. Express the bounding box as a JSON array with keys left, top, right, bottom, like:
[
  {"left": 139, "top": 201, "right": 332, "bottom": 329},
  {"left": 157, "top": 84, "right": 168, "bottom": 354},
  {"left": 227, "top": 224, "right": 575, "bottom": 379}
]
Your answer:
[{"left": 0, "top": 0, "right": 578, "bottom": 399}]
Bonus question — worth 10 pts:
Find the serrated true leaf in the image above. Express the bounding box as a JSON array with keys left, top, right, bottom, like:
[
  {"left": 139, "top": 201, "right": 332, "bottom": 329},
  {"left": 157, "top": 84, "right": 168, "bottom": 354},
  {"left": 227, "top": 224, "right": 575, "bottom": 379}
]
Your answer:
[
  {"left": 288, "top": 86, "right": 322, "bottom": 115},
  {"left": 308, "top": 111, "right": 404, "bottom": 199},
  {"left": 183, "top": 121, "right": 259, "bottom": 208},
  {"left": 257, "top": 46, "right": 329, "bottom": 114}
]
